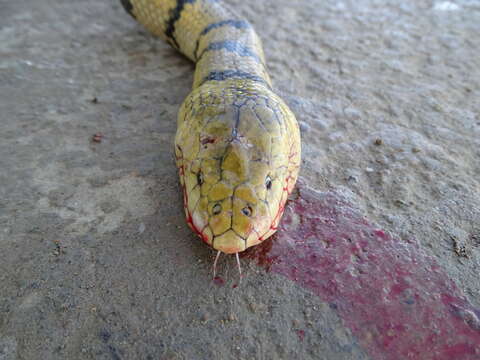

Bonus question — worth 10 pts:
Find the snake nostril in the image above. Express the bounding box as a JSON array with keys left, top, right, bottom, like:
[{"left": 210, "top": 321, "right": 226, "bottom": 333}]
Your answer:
[
  {"left": 242, "top": 206, "right": 253, "bottom": 217},
  {"left": 212, "top": 203, "right": 222, "bottom": 215}
]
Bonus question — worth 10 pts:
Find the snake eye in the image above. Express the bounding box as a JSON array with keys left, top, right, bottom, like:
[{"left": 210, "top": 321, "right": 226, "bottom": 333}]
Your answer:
[
  {"left": 265, "top": 176, "right": 272, "bottom": 190},
  {"left": 242, "top": 206, "right": 253, "bottom": 217},
  {"left": 212, "top": 203, "right": 222, "bottom": 215},
  {"left": 197, "top": 171, "right": 204, "bottom": 185}
]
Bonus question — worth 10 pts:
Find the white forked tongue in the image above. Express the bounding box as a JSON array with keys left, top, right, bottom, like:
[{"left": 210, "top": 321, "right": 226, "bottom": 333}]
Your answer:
[
  {"left": 212, "top": 251, "right": 243, "bottom": 285},
  {"left": 213, "top": 250, "right": 221, "bottom": 278}
]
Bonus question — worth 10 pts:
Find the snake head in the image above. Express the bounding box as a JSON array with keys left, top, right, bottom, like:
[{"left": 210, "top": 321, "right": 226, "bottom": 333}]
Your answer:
[{"left": 175, "top": 82, "right": 301, "bottom": 253}]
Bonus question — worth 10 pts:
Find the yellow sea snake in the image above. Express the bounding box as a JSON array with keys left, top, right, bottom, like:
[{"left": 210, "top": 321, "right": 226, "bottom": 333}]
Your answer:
[{"left": 120, "top": 0, "right": 301, "bottom": 259}]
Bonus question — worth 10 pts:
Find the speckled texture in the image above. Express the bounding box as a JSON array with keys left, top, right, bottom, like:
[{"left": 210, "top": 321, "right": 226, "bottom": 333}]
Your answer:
[{"left": 0, "top": 0, "right": 479, "bottom": 359}]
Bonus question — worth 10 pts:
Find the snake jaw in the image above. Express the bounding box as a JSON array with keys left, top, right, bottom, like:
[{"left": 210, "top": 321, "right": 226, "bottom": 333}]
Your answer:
[{"left": 182, "top": 167, "right": 293, "bottom": 253}]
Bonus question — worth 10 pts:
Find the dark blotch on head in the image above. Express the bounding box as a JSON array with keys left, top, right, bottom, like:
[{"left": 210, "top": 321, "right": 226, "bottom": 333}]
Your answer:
[
  {"left": 201, "top": 136, "right": 216, "bottom": 145},
  {"left": 120, "top": 0, "right": 136, "bottom": 18}
]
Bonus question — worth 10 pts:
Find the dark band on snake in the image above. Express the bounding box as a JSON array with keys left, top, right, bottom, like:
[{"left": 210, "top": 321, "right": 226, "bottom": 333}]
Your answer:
[
  {"left": 201, "top": 70, "right": 271, "bottom": 88},
  {"left": 165, "top": 0, "right": 196, "bottom": 48},
  {"left": 197, "top": 40, "right": 262, "bottom": 64},
  {"left": 194, "top": 19, "right": 251, "bottom": 59},
  {"left": 200, "top": 19, "right": 250, "bottom": 36}
]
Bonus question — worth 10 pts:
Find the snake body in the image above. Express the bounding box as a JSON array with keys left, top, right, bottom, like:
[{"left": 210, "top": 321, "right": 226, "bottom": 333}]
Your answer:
[{"left": 121, "top": 0, "right": 301, "bottom": 254}]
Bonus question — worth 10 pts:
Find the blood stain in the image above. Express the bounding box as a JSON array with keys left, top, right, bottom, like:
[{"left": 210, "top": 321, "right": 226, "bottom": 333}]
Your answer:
[{"left": 244, "top": 181, "right": 480, "bottom": 360}]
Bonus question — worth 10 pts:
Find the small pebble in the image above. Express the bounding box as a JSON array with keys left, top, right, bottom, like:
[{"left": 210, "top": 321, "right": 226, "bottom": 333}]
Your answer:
[
  {"left": 347, "top": 176, "right": 358, "bottom": 183},
  {"left": 92, "top": 133, "right": 103, "bottom": 143}
]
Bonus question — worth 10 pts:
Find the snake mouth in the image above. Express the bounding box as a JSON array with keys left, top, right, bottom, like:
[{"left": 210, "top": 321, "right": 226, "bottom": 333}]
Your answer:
[
  {"left": 183, "top": 190, "right": 282, "bottom": 253},
  {"left": 212, "top": 229, "right": 247, "bottom": 254}
]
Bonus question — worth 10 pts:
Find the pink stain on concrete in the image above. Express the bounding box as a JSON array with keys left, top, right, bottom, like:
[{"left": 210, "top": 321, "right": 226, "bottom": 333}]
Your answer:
[{"left": 244, "top": 183, "right": 480, "bottom": 359}]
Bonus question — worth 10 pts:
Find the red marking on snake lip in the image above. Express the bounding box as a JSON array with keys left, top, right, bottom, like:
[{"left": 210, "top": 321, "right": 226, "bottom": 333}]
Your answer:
[
  {"left": 178, "top": 161, "right": 210, "bottom": 245},
  {"left": 244, "top": 183, "right": 480, "bottom": 359},
  {"left": 184, "top": 198, "right": 209, "bottom": 244}
]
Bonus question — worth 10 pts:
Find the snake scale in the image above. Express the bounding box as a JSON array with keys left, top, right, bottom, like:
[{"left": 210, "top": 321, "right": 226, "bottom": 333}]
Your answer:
[{"left": 121, "top": 0, "right": 301, "bottom": 256}]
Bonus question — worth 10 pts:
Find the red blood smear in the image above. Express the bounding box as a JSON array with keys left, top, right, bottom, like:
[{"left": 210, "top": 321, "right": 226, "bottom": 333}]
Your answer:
[
  {"left": 244, "top": 184, "right": 480, "bottom": 360},
  {"left": 213, "top": 276, "right": 225, "bottom": 286},
  {"left": 296, "top": 329, "right": 306, "bottom": 342}
]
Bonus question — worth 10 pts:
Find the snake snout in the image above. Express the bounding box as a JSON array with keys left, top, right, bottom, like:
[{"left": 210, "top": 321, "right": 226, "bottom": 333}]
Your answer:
[
  {"left": 213, "top": 230, "right": 246, "bottom": 254},
  {"left": 209, "top": 196, "right": 269, "bottom": 253}
]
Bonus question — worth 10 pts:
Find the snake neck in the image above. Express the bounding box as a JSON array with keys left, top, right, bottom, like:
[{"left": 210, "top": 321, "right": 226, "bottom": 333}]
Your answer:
[{"left": 123, "top": 0, "right": 272, "bottom": 89}]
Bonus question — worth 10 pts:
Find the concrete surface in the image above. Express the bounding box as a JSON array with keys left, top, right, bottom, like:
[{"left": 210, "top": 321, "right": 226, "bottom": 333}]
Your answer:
[{"left": 0, "top": 0, "right": 479, "bottom": 359}]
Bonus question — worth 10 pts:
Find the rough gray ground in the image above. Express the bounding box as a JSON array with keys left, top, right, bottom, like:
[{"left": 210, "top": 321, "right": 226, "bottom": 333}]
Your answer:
[{"left": 0, "top": 0, "right": 479, "bottom": 359}]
